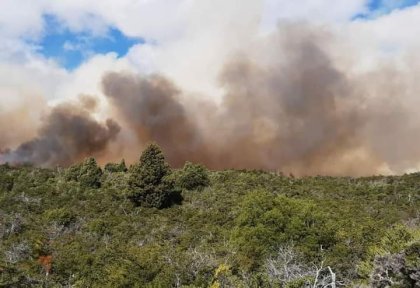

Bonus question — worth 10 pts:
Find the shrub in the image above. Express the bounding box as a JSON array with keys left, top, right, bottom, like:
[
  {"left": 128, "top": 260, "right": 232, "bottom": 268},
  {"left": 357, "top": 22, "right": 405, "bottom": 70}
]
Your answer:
[
  {"left": 44, "top": 208, "right": 76, "bottom": 227},
  {"left": 104, "top": 159, "right": 128, "bottom": 173},
  {"left": 0, "top": 173, "right": 13, "bottom": 192},
  {"left": 0, "top": 164, "right": 14, "bottom": 191},
  {"left": 177, "top": 162, "right": 210, "bottom": 191},
  {"left": 65, "top": 157, "right": 102, "bottom": 188}
]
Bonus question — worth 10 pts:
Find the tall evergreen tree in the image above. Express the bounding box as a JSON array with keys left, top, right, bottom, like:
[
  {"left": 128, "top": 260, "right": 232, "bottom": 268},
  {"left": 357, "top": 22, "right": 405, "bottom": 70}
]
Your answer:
[{"left": 128, "top": 144, "right": 174, "bottom": 208}]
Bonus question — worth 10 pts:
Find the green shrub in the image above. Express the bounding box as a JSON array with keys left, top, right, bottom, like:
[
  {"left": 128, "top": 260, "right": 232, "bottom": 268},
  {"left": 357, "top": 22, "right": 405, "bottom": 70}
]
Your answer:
[
  {"left": 104, "top": 159, "right": 127, "bottom": 173},
  {"left": 404, "top": 241, "right": 420, "bottom": 288},
  {"left": 44, "top": 208, "right": 76, "bottom": 227},
  {"left": 87, "top": 219, "right": 110, "bottom": 236},
  {"left": 65, "top": 157, "right": 102, "bottom": 188},
  {"left": 0, "top": 173, "right": 13, "bottom": 192},
  {"left": 177, "top": 162, "right": 210, "bottom": 191},
  {"left": 79, "top": 158, "right": 103, "bottom": 188}
]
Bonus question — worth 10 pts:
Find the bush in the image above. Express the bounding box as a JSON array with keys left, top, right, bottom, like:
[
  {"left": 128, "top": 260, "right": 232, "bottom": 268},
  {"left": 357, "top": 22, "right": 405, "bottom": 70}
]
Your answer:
[
  {"left": 0, "top": 173, "right": 13, "bottom": 192},
  {"left": 44, "top": 208, "right": 76, "bottom": 227},
  {"left": 65, "top": 158, "right": 102, "bottom": 188},
  {"left": 104, "top": 159, "right": 128, "bottom": 173},
  {"left": 177, "top": 162, "right": 210, "bottom": 191},
  {"left": 0, "top": 164, "right": 14, "bottom": 192},
  {"left": 405, "top": 241, "right": 420, "bottom": 284}
]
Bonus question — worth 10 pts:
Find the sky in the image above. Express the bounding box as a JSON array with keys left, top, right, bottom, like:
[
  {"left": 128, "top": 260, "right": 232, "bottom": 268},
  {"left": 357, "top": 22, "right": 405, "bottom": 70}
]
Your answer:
[
  {"left": 368, "top": 0, "right": 419, "bottom": 12},
  {"left": 1, "top": 0, "right": 420, "bottom": 175},
  {"left": 0, "top": 0, "right": 418, "bottom": 93},
  {"left": 37, "top": 15, "right": 143, "bottom": 70},
  {"left": 354, "top": 0, "right": 420, "bottom": 18},
  {"left": 2, "top": 0, "right": 418, "bottom": 72}
]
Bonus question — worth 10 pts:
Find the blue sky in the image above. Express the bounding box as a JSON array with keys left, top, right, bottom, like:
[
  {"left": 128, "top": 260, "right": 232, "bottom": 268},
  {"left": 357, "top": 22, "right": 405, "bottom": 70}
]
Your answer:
[
  {"left": 33, "top": 1, "right": 420, "bottom": 71},
  {"left": 368, "top": 0, "right": 419, "bottom": 10},
  {"left": 356, "top": 0, "right": 420, "bottom": 18},
  {"left": 36, "top": 15, "right": 143, "bottom": 70}
]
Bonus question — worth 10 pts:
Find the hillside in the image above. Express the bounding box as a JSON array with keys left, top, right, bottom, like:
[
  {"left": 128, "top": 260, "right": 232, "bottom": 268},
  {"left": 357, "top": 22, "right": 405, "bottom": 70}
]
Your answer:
[{"left": 0, "top": 145, "right": 419, "bottom": 287}]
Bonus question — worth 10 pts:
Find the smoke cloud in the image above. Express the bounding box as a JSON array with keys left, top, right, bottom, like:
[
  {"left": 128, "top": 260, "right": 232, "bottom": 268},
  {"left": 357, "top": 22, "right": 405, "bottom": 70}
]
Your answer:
[
  {"left": 0, "top": 100, "right": 120, "bottom": 167},
  {"left": 101, "top": 24, "right": 415, "bottom": 176},
  {"left": 2, "top": 23, "right": 420, "bottom": 176},
  {"left": 102, "top": 73, "right": 205, "bottom": 167}
]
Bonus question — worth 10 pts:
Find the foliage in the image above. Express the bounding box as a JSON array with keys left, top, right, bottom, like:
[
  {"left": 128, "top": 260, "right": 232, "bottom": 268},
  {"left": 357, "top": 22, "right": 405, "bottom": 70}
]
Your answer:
[
  {"left": 128, "top": 144, "right": 176, "bottom": 208},
  {"left": 234, "top": 197, "right": 336, "bottom": 274},
  {"left": 0, "top": 164, "right": 14, "bottom": 192},
  {"left": 104, "top": 159, "right": 128, "bottom": 173},
  {"left": 355, "top": 222, "right": 420, "bottom": 287},
  {"left": 176, "top": 162, "right": 210, "bottom": 191},
  {"left": 43, "top": 208, "right": 76, "bottom": 227},
  {"left": 65, "top": 157, "right": 102, "bottom": 188},
  {"left": 0, "top": 150, "right": 419, "bottom": 287}
]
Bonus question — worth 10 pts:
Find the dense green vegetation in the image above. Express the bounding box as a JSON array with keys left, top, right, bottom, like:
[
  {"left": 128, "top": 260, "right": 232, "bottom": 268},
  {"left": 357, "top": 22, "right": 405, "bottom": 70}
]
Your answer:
[{"left": 0, "top": 144, "right": 419, "bottom": 287}]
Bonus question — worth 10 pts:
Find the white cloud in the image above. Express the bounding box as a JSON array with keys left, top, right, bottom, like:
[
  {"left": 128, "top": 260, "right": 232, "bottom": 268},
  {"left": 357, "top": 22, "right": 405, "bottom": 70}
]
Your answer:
[
  {"left": 1, "top": 0, "right": 419, "bottom": 103},
  {"left": 0, "top": 0, "right": 46, "bottom": 40},
  {"left": 351, "top": 4, "right": 420, "bottom": 52},
  {"left": 126, "top": 0, "right": 263, "bottom": 98},
  {"left": 260, "top": 0, "right": 368, "bottom": 32}
]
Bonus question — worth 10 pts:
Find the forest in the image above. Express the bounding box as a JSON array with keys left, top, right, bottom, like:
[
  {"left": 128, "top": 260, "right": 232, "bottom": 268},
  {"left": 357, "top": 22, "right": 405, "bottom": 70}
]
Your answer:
[{"left": 0, "top": 144, "right": 419, "bottom": 287}]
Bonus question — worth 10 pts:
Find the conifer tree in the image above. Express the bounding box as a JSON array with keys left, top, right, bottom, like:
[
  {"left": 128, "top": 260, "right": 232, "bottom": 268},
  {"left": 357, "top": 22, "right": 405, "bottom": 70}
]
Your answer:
[{"left": 128, "top": 144, "right": 174, "bottom": 208}]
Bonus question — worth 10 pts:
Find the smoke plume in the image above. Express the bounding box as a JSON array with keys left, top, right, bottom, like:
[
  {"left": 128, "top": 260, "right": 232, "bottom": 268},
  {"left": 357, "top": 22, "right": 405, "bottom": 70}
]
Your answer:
[
  {"left": 102, "top": 73, "right": 204, "bottom": 167},
  {"left": 2, "top": 23, "right": 420, "bottom": 176},
  {"left": 101, "top": 24, "right": 415, "bottom": 175},
  {"left": 0, "top": 101, "right": 120, "bottom": 167}
]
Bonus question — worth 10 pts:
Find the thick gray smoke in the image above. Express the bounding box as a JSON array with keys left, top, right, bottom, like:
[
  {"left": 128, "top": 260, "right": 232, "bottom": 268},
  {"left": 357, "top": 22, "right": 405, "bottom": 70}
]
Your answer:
[
  {"left": 0, "top": 103, "right": 120, "bottom": 167},
  {"left": 2, "top": 23, "right": 420, "bottom": 176},
  {"left": 100, "top": 25, "right": 389, "bottom": 175},
  {"left": 207, "top": 25, "right": 380, "bottom": 175},
  {"left": 102, "top": 73, "right": 205, "bottom": 167}
]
